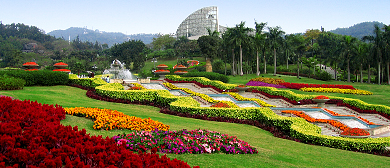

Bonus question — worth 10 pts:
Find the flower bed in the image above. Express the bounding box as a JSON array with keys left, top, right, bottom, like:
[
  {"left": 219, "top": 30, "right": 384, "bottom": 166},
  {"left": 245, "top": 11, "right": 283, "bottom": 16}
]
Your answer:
[
  {"left": 249, "top": 77, "right": 285, "bottom": 85},
  {"left": 341, "top": 128, "right": 370, "bottom": 136},
  {"left": 211, "top": 102, "right": 231, "bottom": 108},
  {"left": 279, "top": 82, "right": 355, "bottom": 90},
  {"left": 222, "top": 92, "right": 275, "bottom": 107},
  {"left": 65, "top": 107, "right": 170, "bottom": 131},
  {"left": 246, "top": 81, "right": 287, "bottom": 88},
  {"left": 0, "top": 96, "right": 192, "bottom": 167},
  {"left": 113, "top": 129, "right": 258, "bottom": 154},
  {"left": 300, "top": 87, "right": 373, "bottom": 95}
]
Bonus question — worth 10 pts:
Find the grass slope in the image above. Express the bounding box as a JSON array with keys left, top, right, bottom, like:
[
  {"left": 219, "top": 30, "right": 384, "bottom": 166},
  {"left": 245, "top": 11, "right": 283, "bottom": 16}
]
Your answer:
[{"left": 1, "top": 85, "right": 390, "bottom": 167}]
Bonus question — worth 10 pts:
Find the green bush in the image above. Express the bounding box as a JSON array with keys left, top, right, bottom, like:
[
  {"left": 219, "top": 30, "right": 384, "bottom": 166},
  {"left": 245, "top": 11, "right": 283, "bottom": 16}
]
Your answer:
[
  {"left": 182, "top": 71, "right": 229, "bottom": 83},
  {"left": 315, "top": 71, "right": 332, "bottom": 81},
  {"left": 0, "top": 75, "right": 26, "bottom": 90},
  {"left": 0, "top": 70, "right": 69, "bottom": 86}
]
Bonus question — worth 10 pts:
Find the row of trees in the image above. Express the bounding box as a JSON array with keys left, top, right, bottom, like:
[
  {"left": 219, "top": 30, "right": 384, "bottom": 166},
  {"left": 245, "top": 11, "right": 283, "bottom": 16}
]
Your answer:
[{"left": 196, "top": 21, "right": 390, "bottom": 84}]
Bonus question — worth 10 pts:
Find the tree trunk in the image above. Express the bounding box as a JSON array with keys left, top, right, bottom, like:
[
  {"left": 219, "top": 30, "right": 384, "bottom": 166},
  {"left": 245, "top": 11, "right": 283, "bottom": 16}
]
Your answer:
[
  {"left": 297, "top": 60, "right": 300, "bottom": 78},
  {"left": 256, "top": 50, "right": 260, "bottom": 76},
  {"left": 286, "top": 50, "right": 289, "bottom": 69},
  {"left": 263, "top": 50, "right": 267, "bottom": 74},
  {"left": 378, "top": 62, "right": 381, "bottom": 85},
  {"left": 232, "top": 49, "right": 235, "bottom": 76},
  {"left": 240, "top": 45, "right": 243, "bottom": 76},
  {"left": 368, "top": 64, "right": 371, "bottom": 83},
  {"left": 273, "top": 48, "right": 277, "bottom": 76},
  {"left": 224, "top": 54, "right": 227, "bottom": 75},
  {"left": 334, "top": 64, "right": 337, "bottom": 81},
  {"left": 205, "top": 58, "right": 212, "bottom": 72},
  {"left": 387, "top": 62, "right": 390, "bottom": 84},
  {"left": 360, "top": 63, "right": 363, "bottom": 83},
  {"left": 347, "top": 58, "right": 350, "bottom": 82}
]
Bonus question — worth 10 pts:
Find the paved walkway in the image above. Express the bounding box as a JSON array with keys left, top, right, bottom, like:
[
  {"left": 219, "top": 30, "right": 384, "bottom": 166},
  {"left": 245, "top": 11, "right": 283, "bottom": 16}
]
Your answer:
[{"left": 135, "top": 82, "right": 390, "bottom": 138}]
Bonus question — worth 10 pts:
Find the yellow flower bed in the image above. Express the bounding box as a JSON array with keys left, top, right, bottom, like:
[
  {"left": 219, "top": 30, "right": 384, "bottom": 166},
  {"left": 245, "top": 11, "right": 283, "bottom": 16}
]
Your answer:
[
  {"left": 131, "top": 83, "right": 146, "bottom": 89},
  {"left": 222, "top": 92, "right": 275, "bottom": 107},
  {"left": 64, "top": 107, "right": 170, "bottom": 131},
  {"left": 299, "top": 87, "right": 373, "bottom": 95},
  {"left": 249, "top": 77, "right": 285, "bottom": 85},
  {"left": 163, "top": 82, "right": 239, "bottom": 108}
]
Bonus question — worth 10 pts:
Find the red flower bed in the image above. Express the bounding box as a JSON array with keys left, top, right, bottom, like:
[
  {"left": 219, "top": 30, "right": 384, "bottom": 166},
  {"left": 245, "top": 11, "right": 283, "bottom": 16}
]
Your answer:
[
  {"left": 53, "top": 69, "right": 71, "bottom": 72},
  {"left": 53, "top": 62, "right": 68, "bottom": 66},
  {"left": 313, "top": 95, "right": 329, "bottom": 99},
  {"left": 157, "top": 64, "right": 168, "bottom": 67},
  {"left": 23, "top": 62, "right": 39, "bottom": 66},
  {"left": 25, "top": 69, "right": 39, "bottom": 71},
  {"left": 211, "top": 102, "right": 231, "bottom": 108},
  {"left": 0, "top": 96, "right": 194, "bottom": 167},
  {"left": 155, "top": 69, "right": 170, "bottom": 72},
  {"left": 279, "top": 82, "right": 355, "bottom": 90},
  {"left": 341, "top": 128, "right": 370, "bottom": 136},
  {"left": 236, "top": 85, "right": 247, "bottom": 88}
]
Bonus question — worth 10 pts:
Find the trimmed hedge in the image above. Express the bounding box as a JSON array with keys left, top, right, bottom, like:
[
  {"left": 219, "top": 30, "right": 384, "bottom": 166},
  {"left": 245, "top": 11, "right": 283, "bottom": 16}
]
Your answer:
[
  {"left": 182, "top": 71, "right": 230, "bottom": 83},
  {"left": 71, "top": 76, "right": 390, "bottom": 154},
  {"left": 0, "top": 70, "right": 69, "bottom": 86},
  {"left": 0, "top": 75, "right": 25, "bottom": 90}
]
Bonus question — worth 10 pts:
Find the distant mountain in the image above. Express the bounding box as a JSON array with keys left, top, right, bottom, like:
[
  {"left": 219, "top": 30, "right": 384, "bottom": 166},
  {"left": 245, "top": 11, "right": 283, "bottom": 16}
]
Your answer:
[
  {"left": 48, "top": 27, "right": 158, "bottom": 47},
  {"left": 329, "top": 21, "right": 386, "bottom": 40}
]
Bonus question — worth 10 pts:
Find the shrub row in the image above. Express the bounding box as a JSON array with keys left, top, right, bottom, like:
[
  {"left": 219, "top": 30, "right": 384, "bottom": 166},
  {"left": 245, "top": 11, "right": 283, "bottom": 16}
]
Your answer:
[
  {"left": 280, "top": 82, "right": 355, "bottom": 90},
  {"left": 0, "top": 70, "right": 68, "bottom": 86},
  {"left": 182, "top": 71, "right": 230, "bottom": 83},
  {"left": 299, "top": 87, "right": 373, "bottom": 95},
  {"left": 0, "top": 96, "right": 193, "bottom": 167},
  {"left": 165, "top": 75, "right": 236, "bottom": 91},
  {"left": 72, "top": 76, "right": 390, "bottom": 154},
  {"left": 0, "top": 75, "right": 25, "bottom": 90}
]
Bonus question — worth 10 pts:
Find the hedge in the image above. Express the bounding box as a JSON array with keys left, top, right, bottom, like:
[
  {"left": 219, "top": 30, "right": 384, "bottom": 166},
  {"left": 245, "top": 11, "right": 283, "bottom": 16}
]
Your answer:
[
  {"left": 0, "top": 75, "right": 25, "bottom": 90},
  {"left": 0, "top": 70, "right": 69, "bottom": 86}
]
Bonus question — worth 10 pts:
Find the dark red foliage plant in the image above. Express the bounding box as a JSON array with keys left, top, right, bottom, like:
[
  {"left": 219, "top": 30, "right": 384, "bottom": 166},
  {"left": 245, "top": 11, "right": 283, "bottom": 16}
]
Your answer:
[{"left": 0, "top": 96, "right": 194, "bottom": 167}]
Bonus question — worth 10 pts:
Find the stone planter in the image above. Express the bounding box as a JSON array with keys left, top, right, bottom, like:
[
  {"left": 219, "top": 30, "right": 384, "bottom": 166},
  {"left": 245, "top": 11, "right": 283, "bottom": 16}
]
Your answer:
[
  {"left": 312, "top": 99, "right": 330, "bottom": 108},
  {"left": 235, "top": 87, "right": 249, "bottom": 93}
]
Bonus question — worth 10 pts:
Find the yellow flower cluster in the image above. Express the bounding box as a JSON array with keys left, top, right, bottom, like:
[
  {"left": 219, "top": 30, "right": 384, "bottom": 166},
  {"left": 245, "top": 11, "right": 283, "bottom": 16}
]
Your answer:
[
  {"left": 299, "top": 87, "right": 373, "bottom": 95},
  {"left": 163, "top": 82, "right": 239, "bottom": 108},
  {"left": 223, "top": 92, "right": 275, "bottom": 107},
  {"left": 130, "top": 83, "right": 146, "bottom": 89},
  {"left": 64, "top": 107, "right": 170, "bottom": 131},
  {"left": 249, "top": 77, "right": 285, "bottom": 85}
]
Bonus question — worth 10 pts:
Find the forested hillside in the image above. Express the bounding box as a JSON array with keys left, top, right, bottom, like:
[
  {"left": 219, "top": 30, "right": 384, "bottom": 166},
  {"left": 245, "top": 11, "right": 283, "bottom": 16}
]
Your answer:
[
  {"left": 48, "top": 27, "right": 157, "bottom": 46},
  {"left": 330, "top": 21, "right": 385, "bottom": 40}
]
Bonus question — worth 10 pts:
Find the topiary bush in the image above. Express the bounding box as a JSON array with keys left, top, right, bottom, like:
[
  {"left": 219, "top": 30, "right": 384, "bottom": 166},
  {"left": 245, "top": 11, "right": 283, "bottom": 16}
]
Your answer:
[
  {"left": 0, "top": 75, "right": 26, "bottom": 90},
  {"left": 182, "top": 71, "right": 229, "bottom": 83},
  {"left": 0, "top": 70, "right": 69, "bottom": 86}
]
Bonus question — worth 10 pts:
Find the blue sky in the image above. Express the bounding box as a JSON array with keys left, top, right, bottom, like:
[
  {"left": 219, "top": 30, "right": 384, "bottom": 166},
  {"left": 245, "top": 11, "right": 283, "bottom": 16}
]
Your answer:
[{"left": 1, "top": 0, "right": 388, "bottom": 35}]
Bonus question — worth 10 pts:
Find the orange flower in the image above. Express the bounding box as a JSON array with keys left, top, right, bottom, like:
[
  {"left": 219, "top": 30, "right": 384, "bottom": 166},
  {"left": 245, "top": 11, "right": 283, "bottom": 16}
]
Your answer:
[{"left": 313, "top": 95, "right": 329, "bottom": 99}]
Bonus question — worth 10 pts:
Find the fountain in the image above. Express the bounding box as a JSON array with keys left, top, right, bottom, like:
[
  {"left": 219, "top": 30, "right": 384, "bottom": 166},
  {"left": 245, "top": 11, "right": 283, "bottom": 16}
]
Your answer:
[{"left": 103, "top": 59, "right": 137, "bottom": 83}]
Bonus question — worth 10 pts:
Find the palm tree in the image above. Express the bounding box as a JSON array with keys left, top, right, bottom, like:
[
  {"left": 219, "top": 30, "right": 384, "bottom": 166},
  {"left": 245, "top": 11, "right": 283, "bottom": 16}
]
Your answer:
[
  {"left": 266, "top": 26, "right": 285, "bottom": 76},
  {"left": 226, "top": 21, "right": 253, "bottom": 76},
  {"left": 363, "top": 24, "right": 384, "bottom": 84},
  {"left": 356, "top": 43, "right": 369, "bottom": 83},
  {"left": 254, "top": 22, "right": 267, "bottom": 76},
  {"left": 341, "top": 35, "right": 357, "bottom": 82}
]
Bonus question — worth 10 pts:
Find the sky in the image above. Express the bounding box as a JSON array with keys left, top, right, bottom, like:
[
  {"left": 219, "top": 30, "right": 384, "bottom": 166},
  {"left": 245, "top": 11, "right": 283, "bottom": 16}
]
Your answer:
[{"left": 1, "top": 0, "right": 389, "bottom": 35}]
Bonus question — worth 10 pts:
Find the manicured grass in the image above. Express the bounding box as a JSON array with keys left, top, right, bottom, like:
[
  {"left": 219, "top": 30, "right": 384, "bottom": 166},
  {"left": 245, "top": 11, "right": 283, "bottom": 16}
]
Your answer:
[{"left": 2, "top": 85, "right": 390, "bottom": 167}]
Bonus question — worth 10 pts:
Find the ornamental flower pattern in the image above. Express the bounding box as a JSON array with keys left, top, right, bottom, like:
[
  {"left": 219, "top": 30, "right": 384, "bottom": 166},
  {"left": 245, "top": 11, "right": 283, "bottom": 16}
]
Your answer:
[
  {"left": 113, "top": 129, "right": 258, "bottom": 154},
  {"left": 341, "top": 128, "right": 370, "bottom": 136}
]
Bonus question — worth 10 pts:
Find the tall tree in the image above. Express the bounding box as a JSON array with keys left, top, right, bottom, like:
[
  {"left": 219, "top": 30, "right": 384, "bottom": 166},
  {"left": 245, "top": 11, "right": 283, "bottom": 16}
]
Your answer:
[
  {"left": 226, "top": 21, "right": 253, "bottom": 76},
  {"left": 341, "top": 35, "right": 357, "bottom": 82},
  {"left": 363, "top": 24, "right": 384, "bottom": 84},
  {"left": 266, "top": 26, "right": 285, "bottom": 76},
  {"left": 254, "top": 22, "right": 267, "bottom": 76},
  {"left": 197, "top": 33, "right": 221, "bottom": 72}
]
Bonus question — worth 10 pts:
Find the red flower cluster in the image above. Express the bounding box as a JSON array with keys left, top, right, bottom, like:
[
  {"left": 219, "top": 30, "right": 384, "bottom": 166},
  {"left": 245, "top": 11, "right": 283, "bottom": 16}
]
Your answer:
[
  {"left": 53, "top": 69, "right": 71, "bottom": 72},
  {"left": 23, "top": 62, "right": 39, "bottom": 66},
  {"left": 155, "top": 69, "right": 170, "bottom": 72},
  {"left": 236, "top": 85, "right": 247, "bottom": 88},
  {"left": 0, "top": 96, "right": 193, "bottom": 167},
  {"left": 280, "top": 82, "right": 355, "bottom": 90},
  {"left": 128, "top": 86, "right": 141, "bottom": 90},
  {"left": 211, "top": 102, "right": 231, "bottom": 108},
  {"left": 25, "top": 69, "right": 39, "bottom": 71},
  {"left": 341, "top": 128, "right": 370, "bottom": 136},
  {"left": 157, "top": 64, "right": 168, "bottom": 67},
  {"left": 53, "top": 62, "right": 68, "bottom": 66},
  {"left": 313, "top": 95, "right": 329, "bottom": 99},
  {"left": 174, "top": 70, "right": 188, "bottom": 73}
]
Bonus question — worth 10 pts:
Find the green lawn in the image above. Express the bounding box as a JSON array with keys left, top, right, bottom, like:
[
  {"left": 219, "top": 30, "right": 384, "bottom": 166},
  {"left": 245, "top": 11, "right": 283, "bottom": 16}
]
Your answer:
[{"left": 2, "top": 84, "right": 390, "bottom": 167}]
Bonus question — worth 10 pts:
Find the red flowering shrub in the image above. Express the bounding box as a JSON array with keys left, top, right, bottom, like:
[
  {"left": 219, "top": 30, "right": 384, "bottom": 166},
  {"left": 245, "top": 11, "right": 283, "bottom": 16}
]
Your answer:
[
  {"left": 211, "top": 102, "right": 231, "bottom": 108},
  {"left": 155, "top": 69, "right": 170, "bottom": 72},
  {"left": 280, "top": 82, "right": 355, "bottom": 90},
  {"left": 0, "top": 96, "right": 193, "bottom": 167},
  {"left": 236, "top": 85, "right": 247, "bottom": 88},
  {"left": 313, "top": 95, "right": 329, "bottom": 99},
  {"left": 341, "top": 128, "right": 370, "bottom": 136}
]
